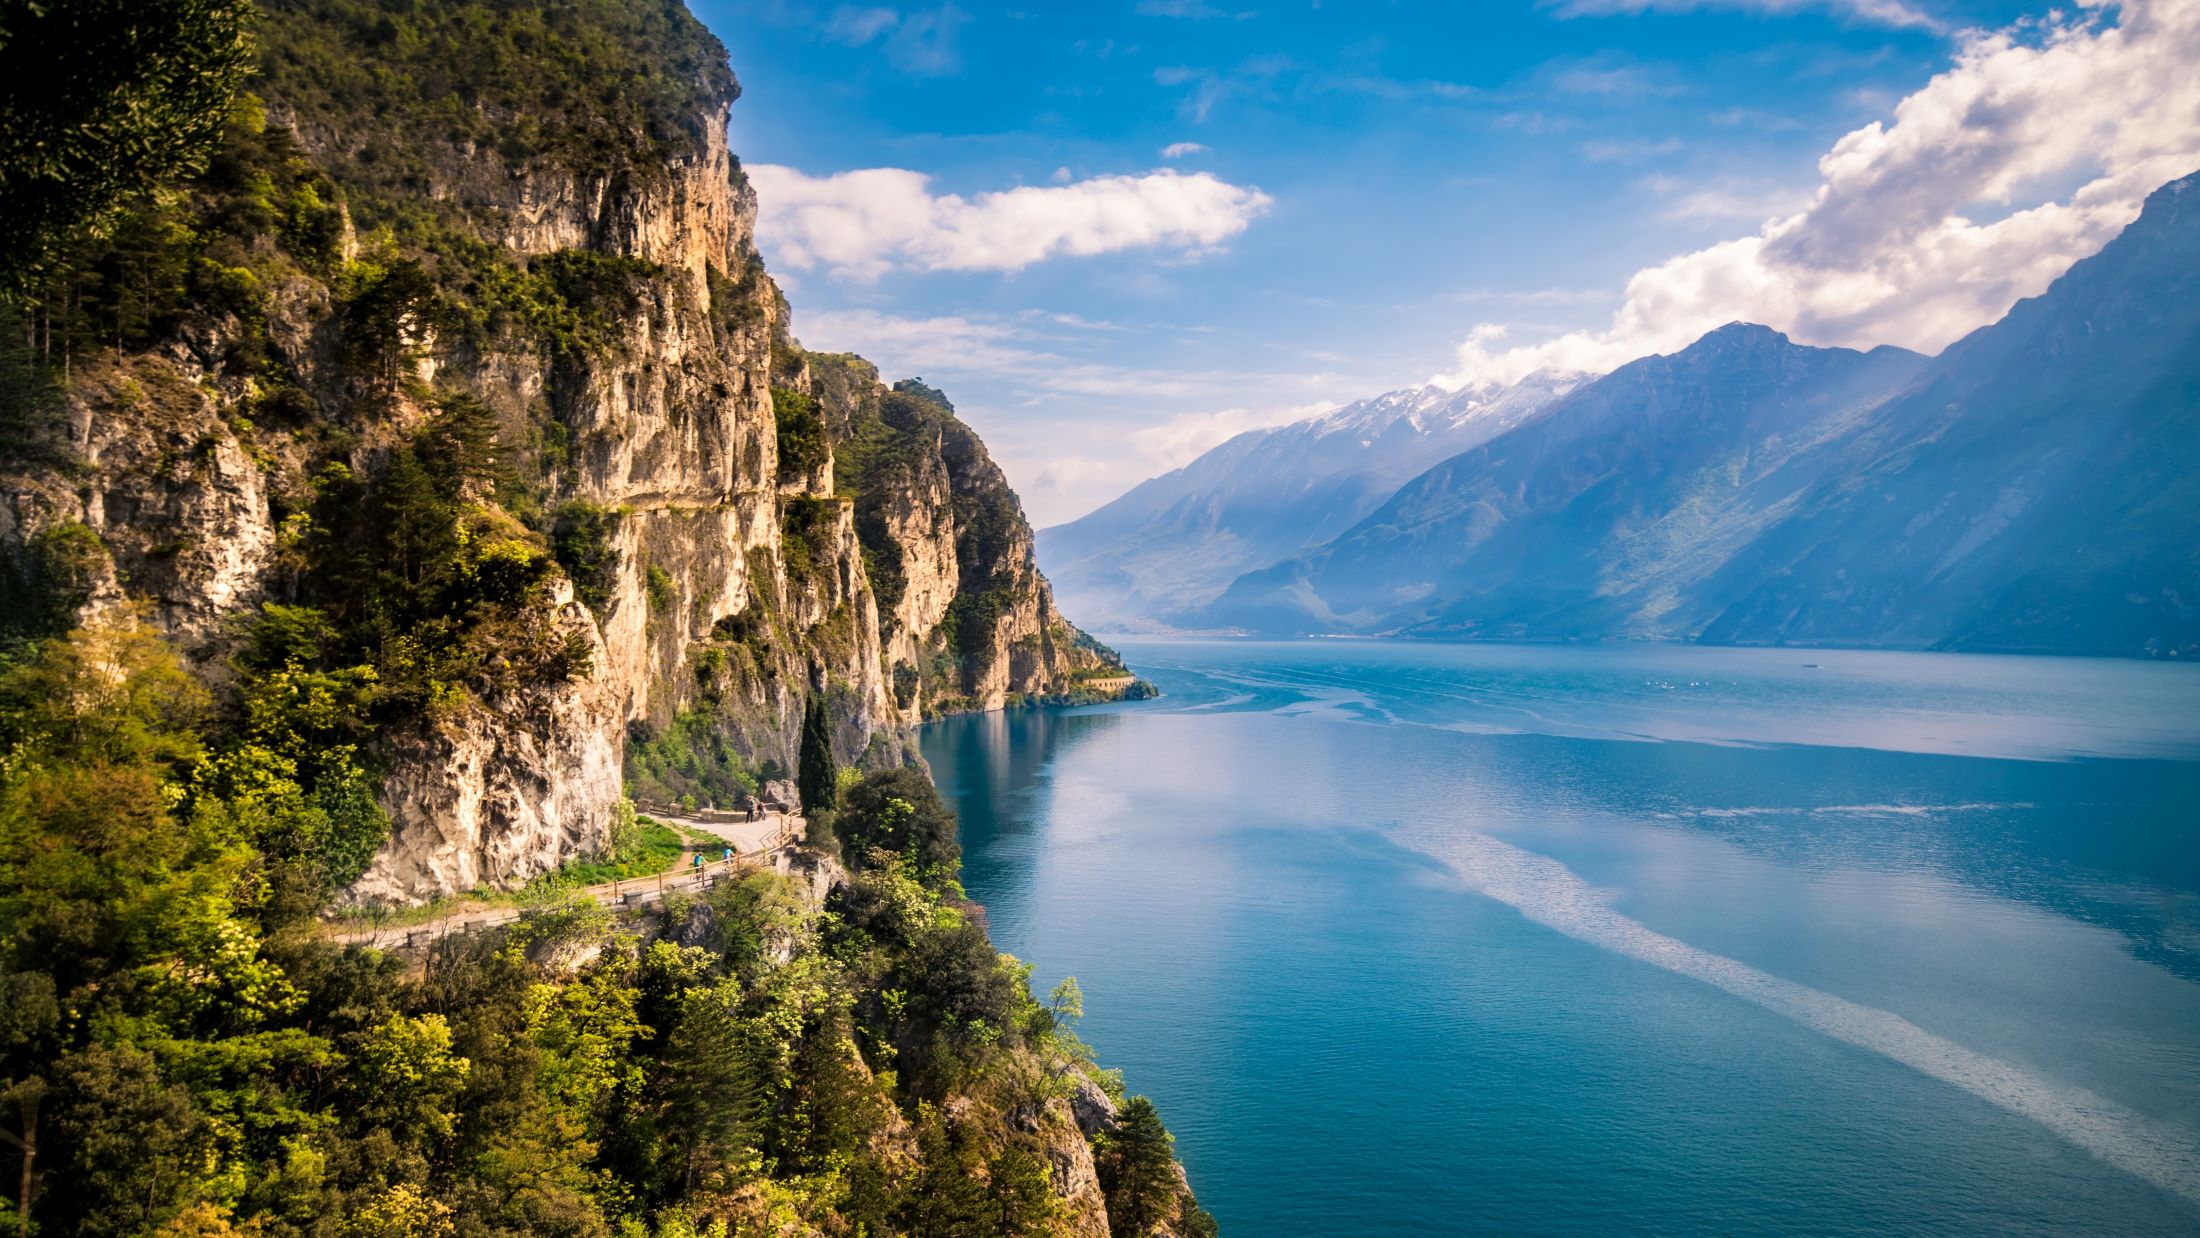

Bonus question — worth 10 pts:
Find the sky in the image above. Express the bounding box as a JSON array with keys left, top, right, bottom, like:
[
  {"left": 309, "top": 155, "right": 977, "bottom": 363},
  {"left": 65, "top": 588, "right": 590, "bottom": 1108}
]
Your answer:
[{"left": 687, "top": 0, "right": 2200, "bottom": 526}]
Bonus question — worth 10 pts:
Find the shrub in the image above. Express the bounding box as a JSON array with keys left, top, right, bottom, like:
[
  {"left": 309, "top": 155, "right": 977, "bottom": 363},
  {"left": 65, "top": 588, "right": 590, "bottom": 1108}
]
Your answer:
[
  {"left": 772, "top": 387, "right": 829, "bottom": 483},
  {"left": 835, "top": 767, "right": 959, "bottom": 881}
]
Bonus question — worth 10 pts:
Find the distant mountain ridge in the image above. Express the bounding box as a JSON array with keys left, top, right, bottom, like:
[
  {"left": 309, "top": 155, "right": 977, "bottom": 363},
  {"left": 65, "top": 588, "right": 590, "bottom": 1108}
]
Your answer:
[
  {"left": 1193, "top": 168, "right": 2200, "bottom": 659},
  {"left": 1204, "top": 324, "right": 1929, "bottom": 637},
  {"left": 1038, "top": 369, "right": 1584, "bottom": 628},
  {"left": 1696, "top": 171, "right": 2200, "bottom": 655}
]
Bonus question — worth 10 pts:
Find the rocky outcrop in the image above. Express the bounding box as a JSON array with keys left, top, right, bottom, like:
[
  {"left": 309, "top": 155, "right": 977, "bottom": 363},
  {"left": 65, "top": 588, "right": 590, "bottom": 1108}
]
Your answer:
[
  {"left": 351, "top": 580, "right": 625, "bottom": 902},
  {"left": 0, "top": 10, "right": 1120, "bottom": 904},
  {"left": 804, "top": 356, "right": 1120, "bottom": 722},
  {"left": 1069, "top": 1075, "right": 1119, "bottom": 1138}
]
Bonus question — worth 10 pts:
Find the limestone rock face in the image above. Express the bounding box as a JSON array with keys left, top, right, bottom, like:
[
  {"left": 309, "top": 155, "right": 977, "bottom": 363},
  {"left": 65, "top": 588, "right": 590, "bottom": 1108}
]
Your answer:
[
  {"left": 805, "top": 357, "right": 1120, "bottom": 723},
  {"left": 1069, "top": 1075, "right": 1119, "bottom": 1139},
  {"left": 0, "top": 355, "right": 284, "bottom": 662},
  {"left": 350, "top": 581, "right": 625, "bottom": 903},
  {"left": 1039, "top": 1096, "right": 1114, "bottom": 1238},
  {"left": 0, "top": 73, "right": 1110, "bottom": 905}
]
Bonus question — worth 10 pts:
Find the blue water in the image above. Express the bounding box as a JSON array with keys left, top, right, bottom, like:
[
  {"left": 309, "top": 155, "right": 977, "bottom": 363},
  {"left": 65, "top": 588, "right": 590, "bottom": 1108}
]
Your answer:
[{"left": 919, "top": 640, "right": 2200, "bottom": 1235}]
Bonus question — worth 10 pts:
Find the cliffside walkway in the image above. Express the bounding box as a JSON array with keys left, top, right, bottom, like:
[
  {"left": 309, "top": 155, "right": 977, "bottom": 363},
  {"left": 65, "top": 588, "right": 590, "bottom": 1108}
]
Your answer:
[
  {"left": 635, "top": 800, "right": 792, "bottom": 855},
  {"left": 327, "top": 813, "right": 806, "bottom": 952}
]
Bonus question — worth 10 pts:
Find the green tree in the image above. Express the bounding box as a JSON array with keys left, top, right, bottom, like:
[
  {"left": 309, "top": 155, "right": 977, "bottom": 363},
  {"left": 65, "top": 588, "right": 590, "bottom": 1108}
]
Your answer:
[
  {"left": 898, "top": 1105, "right": 991, "bottom": 1238},
  {"left": 1099, "top": 1096, "right": 1179, "bottom": 1238},
  {"left": 0, "top": 523, "right": 106, "bottom": 647},
  {"left": 0, "top": 0, "right": 255, "bottom": 286},
  {"left": 0, "top": 622, "right": 275, "bottom": 1012},
  {"left": 1049, "top": 976, "right": 1085, "bottom": 1026},
  {"left": 836, "top": 767, "right": 960, "bottom": 879},
  {"left": 0, "top": 1076, "right": 48, "bottom": 1238},
  {"left": 347, "top": 1013, "right": 471, "bottom": 1145},
  {"left": 657, "top": 977, "right": 767, "bottom": 1195},
  {"left": 550, "top": 503, "right": 624, "bottom": 617},
  {"left": 417, "top": 392, "right": 505, "bottom": 503},
  {"left": 43, "top": 1045, "right": 212, "bottom": 1236},
  {"left": 797, "top": 695, "right": 837, "bottom": 817},
  {"left": 772, "top": 388, "right": 829, "bottom": 483}
]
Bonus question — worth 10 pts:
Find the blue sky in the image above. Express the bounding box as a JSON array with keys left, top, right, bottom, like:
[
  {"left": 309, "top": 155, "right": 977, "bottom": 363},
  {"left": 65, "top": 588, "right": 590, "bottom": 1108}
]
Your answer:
[{"left": 687, "top": 0, "right": 2200, "bottom": 524}]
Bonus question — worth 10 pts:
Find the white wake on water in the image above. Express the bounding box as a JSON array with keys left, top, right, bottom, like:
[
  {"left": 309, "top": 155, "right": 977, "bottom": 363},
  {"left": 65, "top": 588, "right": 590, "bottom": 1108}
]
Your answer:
[
  {"left": 1444, "top": 832, "right": 2200, "bottom": 1206},
  {"left": 1682, "top": 802, "right": 2035, "bottom": 819}
]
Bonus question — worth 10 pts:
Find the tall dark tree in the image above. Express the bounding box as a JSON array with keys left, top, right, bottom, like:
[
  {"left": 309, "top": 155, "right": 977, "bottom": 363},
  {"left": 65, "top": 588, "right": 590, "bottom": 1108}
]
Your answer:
[
  {"left": 1100, "top": 1096, "right": 1181, "bottom": 1238},
  {"left": 0, "top": 0, "right": 255, "bottom": 286},
  {"left": 797, "top": 693, "right": 838, "bottom": 815}
]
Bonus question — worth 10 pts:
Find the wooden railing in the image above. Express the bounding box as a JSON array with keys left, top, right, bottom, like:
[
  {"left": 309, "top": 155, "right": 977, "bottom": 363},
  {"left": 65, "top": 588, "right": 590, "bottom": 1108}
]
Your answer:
[{"left": 633, "top": 798, "right": 794, "bottom": 824}]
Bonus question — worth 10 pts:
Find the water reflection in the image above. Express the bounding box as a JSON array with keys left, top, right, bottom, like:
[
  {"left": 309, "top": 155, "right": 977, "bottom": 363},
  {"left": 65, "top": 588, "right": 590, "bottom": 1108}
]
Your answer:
[{"left": 918, "top": 640, "right": 2200, "bottom": 1234}]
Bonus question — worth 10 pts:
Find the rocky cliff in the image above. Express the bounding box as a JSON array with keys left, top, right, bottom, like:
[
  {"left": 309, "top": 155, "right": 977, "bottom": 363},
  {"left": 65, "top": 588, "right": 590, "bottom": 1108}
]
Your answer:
[{"left": 0, "top": 0, "right": 1124, "bottom": 903}]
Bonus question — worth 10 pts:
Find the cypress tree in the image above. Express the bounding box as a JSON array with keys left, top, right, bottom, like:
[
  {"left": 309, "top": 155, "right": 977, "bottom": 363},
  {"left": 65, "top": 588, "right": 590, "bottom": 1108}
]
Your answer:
[{"left": 798, "top": 693, "right": 837, "bottom": 814}]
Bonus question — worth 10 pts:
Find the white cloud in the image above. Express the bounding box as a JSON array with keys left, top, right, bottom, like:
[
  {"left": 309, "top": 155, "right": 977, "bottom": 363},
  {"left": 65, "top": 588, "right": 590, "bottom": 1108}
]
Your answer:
[
  {"left": 821, "top": 4, "right": 969, "bottom": 75},
  {"left": 1438, "top": 0, "right": 2200, "bottom": 387},
  {"left": 1642, "top": 173, "right": 1814, "bottom": 223},
  {"left": 824, "top": 5, "right": 898, "bottom": 44},
  {"left": 1129, "top": 401, "right": 1344, "bottom": 467},
  {"left": 1161, "top": 141, "right": 1211, "bottom": 159},
  {"left": 787, "top": 308, "right": 1241, "bottom": 400},
  {"left": 791, "top": 309, "right": 1041, "bottom": 374},
  {"left": 1136, "top": 0, "right": 1255, "bottom": 18},
  {"left": 1546, "top": 0, "right": 1945, "bottom": 32},
  {"left": 1580, "top": 136, "right": 1684, "bottom": 163},
  {"left": 750, "top": 165, "right": 1273, "bottom": 280}
]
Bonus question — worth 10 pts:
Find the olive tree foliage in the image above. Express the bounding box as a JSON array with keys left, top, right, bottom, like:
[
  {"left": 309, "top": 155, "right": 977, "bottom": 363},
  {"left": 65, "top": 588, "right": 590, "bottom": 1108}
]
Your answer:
[{"left": 0, "top": 0, "right": 256, "bottom": 287}]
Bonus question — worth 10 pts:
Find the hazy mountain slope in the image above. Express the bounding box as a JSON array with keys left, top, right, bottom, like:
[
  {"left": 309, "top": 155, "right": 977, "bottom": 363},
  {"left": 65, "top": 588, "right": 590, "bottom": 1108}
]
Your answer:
[
  {"left": 1037, "top": 372, "right": 1581, "bottom": 628},
  {"left": 1206, "top": 169, "right": 2200, "bottom": 658},
  {"left": 1204, "top": 326, "right": 1926, "bottom": 636},
  {"left": 1700, "top": 171, "right": 2200, "bottom": 657}
]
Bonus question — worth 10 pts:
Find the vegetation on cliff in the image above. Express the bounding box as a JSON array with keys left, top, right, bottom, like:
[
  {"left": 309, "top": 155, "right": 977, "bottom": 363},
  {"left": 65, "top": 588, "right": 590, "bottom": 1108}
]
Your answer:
[
  {"left": 0, "top": 0, "right": 1201, "bottom": 1232},
  {"left": 0, "top": 618, "right": 1214, "bottom": 1236}
]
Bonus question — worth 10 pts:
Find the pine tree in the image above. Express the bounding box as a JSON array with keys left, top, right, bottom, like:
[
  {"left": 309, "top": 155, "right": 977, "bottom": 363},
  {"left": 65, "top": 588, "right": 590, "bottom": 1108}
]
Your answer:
[{"left": 1100, "top": 1097, "right": 1179, "bottom": 1238}]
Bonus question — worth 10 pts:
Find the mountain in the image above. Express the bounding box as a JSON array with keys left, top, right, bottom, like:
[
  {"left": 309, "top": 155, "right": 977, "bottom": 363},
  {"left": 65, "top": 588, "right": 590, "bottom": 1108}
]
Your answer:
[
  {"left": 0, "top": 4, "right": 1212, "bottom": 1237},
  {"left": 1204, "top": 170, "right": 2200, "bottom": 658},
  {"left": 0, "top": 0, "right": 1128, "bottom": 902},
  {"left": 1698, "top": 172, "right": 2200, "bottom": 656},
  {"left": 1037, "top": 370, "right": 1582, "bottom": 628},
  {"left": 1204, "top": 326, "right": 1926, "bottom": 636}
]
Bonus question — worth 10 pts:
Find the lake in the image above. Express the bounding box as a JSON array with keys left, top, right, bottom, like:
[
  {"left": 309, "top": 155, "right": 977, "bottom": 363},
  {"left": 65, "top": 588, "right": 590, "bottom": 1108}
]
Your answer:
[{"left": 918, "top": 639, "right": 2200, "bottom": 1235}]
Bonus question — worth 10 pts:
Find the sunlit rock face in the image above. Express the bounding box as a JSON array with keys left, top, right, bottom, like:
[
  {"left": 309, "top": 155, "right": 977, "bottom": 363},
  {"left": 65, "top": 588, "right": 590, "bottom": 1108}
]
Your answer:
[{"left": 0, "top": 46, "right": 1112, "bottom": 905}]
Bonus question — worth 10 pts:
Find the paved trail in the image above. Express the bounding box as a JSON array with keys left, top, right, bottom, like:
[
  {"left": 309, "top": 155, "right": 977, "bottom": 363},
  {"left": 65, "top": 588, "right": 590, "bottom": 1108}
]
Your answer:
[{"left": 328, "top": 813, "right": 805, "bottom": 951}]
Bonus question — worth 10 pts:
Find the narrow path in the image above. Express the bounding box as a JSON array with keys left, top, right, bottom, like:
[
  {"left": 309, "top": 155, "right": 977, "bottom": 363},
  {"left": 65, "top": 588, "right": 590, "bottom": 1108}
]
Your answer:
[{"left": 328, "top": 814, "right": 806, "bottom": 952}]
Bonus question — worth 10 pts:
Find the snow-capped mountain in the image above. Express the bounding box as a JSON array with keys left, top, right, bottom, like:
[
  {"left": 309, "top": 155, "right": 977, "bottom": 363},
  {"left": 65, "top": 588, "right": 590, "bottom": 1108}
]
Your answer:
[
  {"left": 1198, "top": 169, "right": 2200, "bottom": 659},
  {"left": 1037, "top": 369, "right": 1585, "bottom": 629}
]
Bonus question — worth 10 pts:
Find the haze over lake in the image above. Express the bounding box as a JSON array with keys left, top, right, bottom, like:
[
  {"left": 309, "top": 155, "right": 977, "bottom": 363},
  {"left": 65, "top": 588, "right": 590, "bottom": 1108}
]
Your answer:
[{"left": 923, "top": 640, "right": 2200, "bottom": 1236}]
